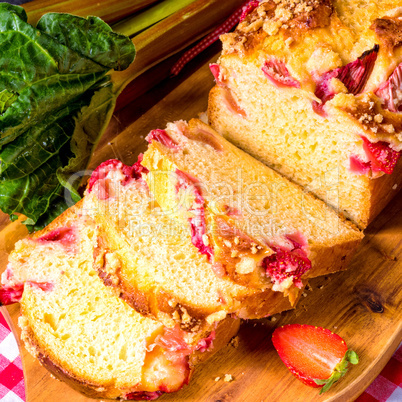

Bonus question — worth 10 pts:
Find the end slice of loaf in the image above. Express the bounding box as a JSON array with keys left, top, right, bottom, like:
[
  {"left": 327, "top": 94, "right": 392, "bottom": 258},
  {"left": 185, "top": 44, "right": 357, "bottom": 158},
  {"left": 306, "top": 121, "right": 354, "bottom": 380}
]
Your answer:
[
  {"left": 208, "top": 0, "right": 402, "bottom": 229},
  {"left": 83, "top": 159, "right": 300, "bottom": 335},
  {"left": 2, "top": 202, "right": 239, "bottom": 400},
  {"left": 141, "top": 119, "right": 363, "bottom": 300}
]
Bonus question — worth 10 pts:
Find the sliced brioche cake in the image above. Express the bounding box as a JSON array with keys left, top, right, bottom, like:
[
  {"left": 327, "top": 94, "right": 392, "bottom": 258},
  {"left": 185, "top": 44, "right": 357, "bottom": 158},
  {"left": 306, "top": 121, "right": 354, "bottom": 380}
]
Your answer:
[
  {"left": 208, "top": 0, "right": 402, "bottom": 228},
  {"left": 83, "top": 158, "right": 302, "bottom": 334},
  {"left": 141, "top": 119, "right": 363, "bottom": 300},
  {"left": 1, "top": 202, "right": 239, "bottom": 400}
]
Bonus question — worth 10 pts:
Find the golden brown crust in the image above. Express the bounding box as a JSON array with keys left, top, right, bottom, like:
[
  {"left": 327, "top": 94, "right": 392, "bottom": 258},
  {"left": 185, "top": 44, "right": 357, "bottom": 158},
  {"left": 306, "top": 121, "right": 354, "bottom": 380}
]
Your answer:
[
  {"left": 189, "top": 317, "right": 240, "bottom": 366},
  {"left": 307, "top": 237, "right": 362, "bottom": 278},
  {"left": 153, "top": 291, "right": 206, "bottom": 332},
  {"left": 371, "top": 17, "right": 402, "bottom": 50},
  {"left": 366, "top": 158, "right": 402, "bottom": 227},
  {"left": 285, "top": 0, "right": 333, "bottom": 31},
  {"left": 93, "top": 234, "right": 153, "bottom": 317},
  {"left": 37, "top": 354, "right": 118, "bottom": 399},
  {"left": 237, "top": 285, "right": 298, "bottom": 319}
]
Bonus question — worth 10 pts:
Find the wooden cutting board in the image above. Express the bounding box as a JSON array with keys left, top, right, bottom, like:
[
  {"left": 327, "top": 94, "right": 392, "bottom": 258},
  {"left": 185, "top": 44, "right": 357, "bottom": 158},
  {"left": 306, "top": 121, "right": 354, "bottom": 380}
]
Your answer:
[{"left": 1, "top": 53, "right": 402, "bottom": 402}]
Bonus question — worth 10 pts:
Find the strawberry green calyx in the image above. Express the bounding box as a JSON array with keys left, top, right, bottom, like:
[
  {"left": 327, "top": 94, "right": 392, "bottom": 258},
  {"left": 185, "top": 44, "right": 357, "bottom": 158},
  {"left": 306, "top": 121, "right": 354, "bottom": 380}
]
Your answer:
[{"left": 314, "top": 350, "right": 359, "bottom": 394}]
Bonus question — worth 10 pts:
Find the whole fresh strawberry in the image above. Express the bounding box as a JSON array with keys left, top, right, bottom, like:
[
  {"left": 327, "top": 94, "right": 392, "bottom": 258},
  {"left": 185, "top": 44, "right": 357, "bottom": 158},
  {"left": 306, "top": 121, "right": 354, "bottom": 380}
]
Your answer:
[{"left": 272, "top": 324, "right": 359, "bottom": 394}]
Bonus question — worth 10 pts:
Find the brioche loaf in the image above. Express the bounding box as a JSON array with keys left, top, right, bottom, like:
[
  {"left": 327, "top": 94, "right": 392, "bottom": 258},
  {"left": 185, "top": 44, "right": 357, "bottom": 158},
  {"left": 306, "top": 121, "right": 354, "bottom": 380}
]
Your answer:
[
  {"left": 208, "top": 0, "right": 402, "bottom": 229},
  {"left": 83, "top": 159, "right": 299, "bottom": 335},
  {"left": 1, "top": 202, "right": 239, "bottom": 400},
  {"left": 141, "top": 118, "right": 363, "bottom": 303}
]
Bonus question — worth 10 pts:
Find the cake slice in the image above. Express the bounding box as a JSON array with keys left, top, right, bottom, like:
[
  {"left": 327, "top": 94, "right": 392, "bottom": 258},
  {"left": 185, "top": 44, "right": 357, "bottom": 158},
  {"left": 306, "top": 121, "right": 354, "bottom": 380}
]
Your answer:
[
  {"left": 83, "top": 158, "right": 302, "bottom": 334},
  {"left": 1, "top": 202, "right": 239, "bottom": 400},
  {"left": 141, "top": 119, "right": 363, "bottom": 299},
  {"left": 208, "top": 0, "right": 402, "bottom": 229}
]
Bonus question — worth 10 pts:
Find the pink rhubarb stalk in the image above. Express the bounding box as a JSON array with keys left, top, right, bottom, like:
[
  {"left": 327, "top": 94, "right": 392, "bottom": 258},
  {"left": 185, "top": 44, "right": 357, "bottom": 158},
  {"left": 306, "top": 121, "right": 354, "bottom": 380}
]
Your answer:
[
  {"left": 146, "top": 129, "right": 179, "bottom": 150},
  {"left": 349, "top": 155, "right": 371, "bottom": 175},
  {"left": 375, "top": 62, "right": 402, "bottom": 112},
  {"left": 0, "top": 284, "right": 24, "bottom": 305},
  {"left": 175, "top": 169, "right": 214, "bottom": 261},
  {"left": 87, "top": 157, "right": 148, "bottom": 198},
  {"left": 262, "top": 59, "right": 301, "bottom": 89},
  {"left": 313, "top": 45, "right": 379, "bottom": 116},
  {"left": 37, "top": 227, "right": 76, "bottom": 250}
]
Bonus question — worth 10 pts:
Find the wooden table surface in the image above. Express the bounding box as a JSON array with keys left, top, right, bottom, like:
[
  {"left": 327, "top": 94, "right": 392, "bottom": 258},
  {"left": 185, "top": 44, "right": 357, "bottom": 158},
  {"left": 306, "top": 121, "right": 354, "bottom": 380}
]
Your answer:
[{"left": 1, "top": 52, "right": 402, "bottom": 402}]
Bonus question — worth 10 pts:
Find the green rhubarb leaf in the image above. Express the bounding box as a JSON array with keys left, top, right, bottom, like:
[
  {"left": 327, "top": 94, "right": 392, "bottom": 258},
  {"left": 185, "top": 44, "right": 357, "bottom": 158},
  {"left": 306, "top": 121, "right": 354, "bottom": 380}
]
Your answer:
[
  {"left": 0, "top": 3, "right": 135, "bottom": 229},
  {"left": 57, "top": 81, "right": 116, "bottom": 202},
  {"left": 37, "top": 13, "right": 136, "bottom": 71},
  {"left": 0, "top": 90, "right": 18, "bottom": 114},
  {"left": 0, "top": 4, "right": 109, "bottom": 147},
  {"left": 0, "top": 154, "right": 66, "bottom": 224},
  {"left": 25, "top": 186, "right": 70, "bottom": 232},
  {"left": 0, "top": 97, "right": 89, "bottom": 179},
  {"left": 0, "top": 71, "right": 107, "bottom": 147}
]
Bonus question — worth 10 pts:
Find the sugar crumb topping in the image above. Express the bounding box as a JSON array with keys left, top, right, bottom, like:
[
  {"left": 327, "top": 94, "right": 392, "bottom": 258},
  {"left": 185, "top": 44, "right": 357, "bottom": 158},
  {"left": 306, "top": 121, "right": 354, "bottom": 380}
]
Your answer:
[
  {"left": 222, "top": 0, "right": 332, "bottom": 56},
  {"left": 251, "top": 243, "right": 258, "bottom": 254},
  {"left": 383, "top": 124, "right": 395, "bottom": 133},
  {"left": 206, "top": 310, "right": 227, "bottom": 325},
  {"left": 374, "top": 114, "right": 384, "bottom": 123},
  {"left": 235, "top": 256, "right": 257, "bottom": 274},
  {"left": 180, "top": 306, "right": 192, "bottom": 324},
  {"left": 224, "top": 374, "right": 234, "bottom": 382},
  {"left": 230, "top": 336, "right": 239, "bottom": 348},
  {"left": 336, "top": 94, "right": 402, "bottom": 149},
  {"left": 238, "top": 0, "right": 328, "bottom": 36}
]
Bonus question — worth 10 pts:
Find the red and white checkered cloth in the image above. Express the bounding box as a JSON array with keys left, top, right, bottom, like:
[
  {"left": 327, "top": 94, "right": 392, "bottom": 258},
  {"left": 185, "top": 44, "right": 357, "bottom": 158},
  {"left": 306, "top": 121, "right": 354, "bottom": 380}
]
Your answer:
[
  {"left": 0, "top": 312, "right": 25, "bottom": 402},
  {"left": 356, "top": 343, "right": 402, "bottom": 402},
  {"left": 0, "top": 309, "right": 400, "bottom": 401}
]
